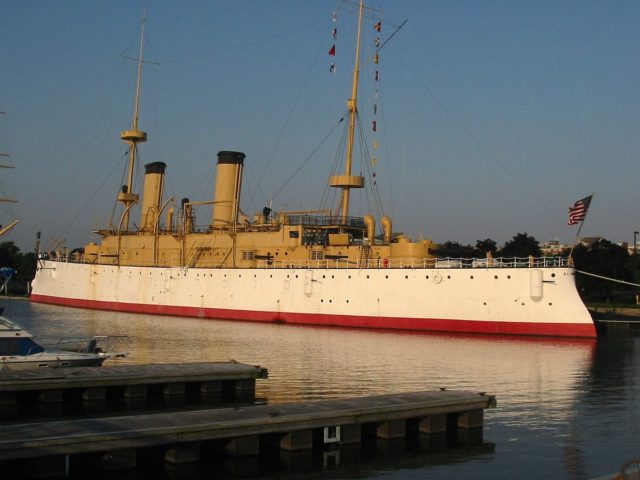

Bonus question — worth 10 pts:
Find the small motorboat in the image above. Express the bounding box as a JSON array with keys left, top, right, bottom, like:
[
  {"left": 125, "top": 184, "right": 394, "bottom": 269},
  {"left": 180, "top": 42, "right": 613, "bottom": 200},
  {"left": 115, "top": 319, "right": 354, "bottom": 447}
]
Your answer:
[{"left": 0, "top": 313, "right": 125, "bottom": 371}]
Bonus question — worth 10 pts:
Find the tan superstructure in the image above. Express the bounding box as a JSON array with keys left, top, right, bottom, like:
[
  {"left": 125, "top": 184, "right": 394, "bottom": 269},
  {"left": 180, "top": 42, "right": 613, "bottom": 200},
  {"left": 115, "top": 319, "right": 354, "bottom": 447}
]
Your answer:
[
  {"left": 80, "top": 2, "right": 435, "bottom": 271},
  {"left": 86, "top": 147, "right": 433, "bottom": 269}
]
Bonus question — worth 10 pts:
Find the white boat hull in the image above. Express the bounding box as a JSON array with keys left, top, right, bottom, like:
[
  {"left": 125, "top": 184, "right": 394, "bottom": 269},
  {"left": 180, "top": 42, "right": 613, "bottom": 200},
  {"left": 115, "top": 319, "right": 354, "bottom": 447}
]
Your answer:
[
  {"left": 31, "top": 260, "right": 596, "bottom": 337},
  {"left": 0, "top": 352, "right": 106, "bottom": 371}
]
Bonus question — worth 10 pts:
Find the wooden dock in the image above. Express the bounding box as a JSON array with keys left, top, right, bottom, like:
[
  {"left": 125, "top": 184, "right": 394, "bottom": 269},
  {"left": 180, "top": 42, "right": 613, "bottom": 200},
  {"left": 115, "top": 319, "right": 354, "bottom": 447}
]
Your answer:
[
  {"left": 594, "top": 317, "right": 640, "bottom": 334},
  {"left": 0, "top": 361, "right": 268, "bottom": 410},
  {"left": 590, "top": 308, "right": 640, "bottom": 334},
  {"left": 0, "top": 390, "right": 495, "bottom": 476}
]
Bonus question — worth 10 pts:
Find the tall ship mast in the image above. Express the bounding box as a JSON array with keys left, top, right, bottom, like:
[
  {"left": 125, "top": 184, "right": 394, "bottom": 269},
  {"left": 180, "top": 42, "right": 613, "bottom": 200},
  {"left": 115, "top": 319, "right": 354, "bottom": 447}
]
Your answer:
[
  {"left": 31, "top": 5, "right": 596, "bottom": 338},
  {"left": 117, "top": 12, "right": 147, "bottom": 233},
  {"left": 334, "top": 0, "right": 365, "bottom": 225},
  {"left": 0, "top": 110, "right": 18, "bottom": 238}
]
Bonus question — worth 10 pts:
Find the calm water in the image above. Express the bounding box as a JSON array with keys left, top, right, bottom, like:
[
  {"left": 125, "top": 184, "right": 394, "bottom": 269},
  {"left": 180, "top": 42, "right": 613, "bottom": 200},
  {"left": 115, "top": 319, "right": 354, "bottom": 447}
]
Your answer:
[{"left": 3, "top": 298, "right": 639, "bottom": 479}]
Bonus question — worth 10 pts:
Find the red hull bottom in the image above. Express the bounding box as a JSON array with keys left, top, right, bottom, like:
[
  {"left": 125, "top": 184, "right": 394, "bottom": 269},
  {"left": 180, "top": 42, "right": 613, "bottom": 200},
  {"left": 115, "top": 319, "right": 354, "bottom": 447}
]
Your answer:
[{"left": 30, "top": 294, "right": 597, "bottom": 338}]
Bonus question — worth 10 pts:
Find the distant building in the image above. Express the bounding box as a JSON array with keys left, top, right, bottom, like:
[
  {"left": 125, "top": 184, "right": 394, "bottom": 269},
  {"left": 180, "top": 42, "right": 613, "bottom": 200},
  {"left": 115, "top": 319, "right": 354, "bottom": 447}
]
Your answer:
[
  {"left": 541, "top": 239, "right": 571, "bottom": 256},
  {"left": 544, "top": 237, "right": 637, "bottom": 255},
  {"left": 616, "top": 241, "right": 637, "bottom": 255},
  {"left": 579, "top": 236, "right": 602, "bottom": 246}
]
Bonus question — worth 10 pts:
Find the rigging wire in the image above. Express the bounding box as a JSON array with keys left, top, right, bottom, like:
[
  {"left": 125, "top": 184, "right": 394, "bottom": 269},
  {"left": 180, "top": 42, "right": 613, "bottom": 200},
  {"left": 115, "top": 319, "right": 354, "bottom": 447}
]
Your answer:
[
  {"left": 408, "top": 67, "right": 562, "bottom": 223},
  {"left": 162, "top": 22, "right": 321, "bottom": 64},
  {"left": 319, "top": 113, "right": 350, "bottom": 213},
  {"left": 255, "top": 24, "right": 326, "bottom": 201},
  {"left": 356, "top": 113, "right": 385, "bottom": 219},
  {"left": 271, "top": 116, "right": 346, "bottom": 204},
  {"left": 60, "top": 152, "right": 129, "bottom": 240},
  {"left": 46, "top": 28, "right": 140, "bottom": 241},
  {"left": 373, "top": 60, "right": 396, "bottom": 219},
  {"left": 243, "top": 165, "right": 265, "bottom": 214},
  {"left": 109, "top": 151, "right": 131, "bottom": 228},
  {"left": 355, "top": 114, "right": 373, "bottom": 217},
  {"left": 188, "top": 160, "right": 215, "bottom": 201},
  {"left": 576, "top": 270, "right": 640, "bottom": 288}
]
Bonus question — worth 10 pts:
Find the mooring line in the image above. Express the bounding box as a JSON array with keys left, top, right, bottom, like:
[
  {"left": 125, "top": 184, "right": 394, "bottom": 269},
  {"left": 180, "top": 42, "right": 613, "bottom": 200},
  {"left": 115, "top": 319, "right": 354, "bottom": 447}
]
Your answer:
[{"left": 575, "top": 270, "right": 640, "bottom": 288}]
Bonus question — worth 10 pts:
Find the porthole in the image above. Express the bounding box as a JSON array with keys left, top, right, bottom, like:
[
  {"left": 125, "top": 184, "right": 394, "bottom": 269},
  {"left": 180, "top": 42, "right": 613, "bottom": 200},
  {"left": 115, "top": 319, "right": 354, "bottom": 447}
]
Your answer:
[
  {"left": 548, "top": 302, "right": 553, "bottom": 306},
  {"left": 426, "top": 275, "right": 429, "bottom": 279},
  {"left": 507, "top": 275, "right": 511, "bottom": 279},
  {"left": 367, "top": 275, "right": 370, "bottom": 279},
  {"left": 494, "top": 275, "right": 498, "bottom": 279},
  {"left": 470, "top": 275, "right": 474, "bottom": 279},
  {"left": 404, "top": 275, "right": 408, "bottom": 279},
  {"left": 483, "top": 302, "right": 487, "bottom": 306},
  {"left": 447, "top": 275, "right": 451, "bottom": 279},
  {"left": 551, "top": 273, "right": 556, "bottom": 278}
]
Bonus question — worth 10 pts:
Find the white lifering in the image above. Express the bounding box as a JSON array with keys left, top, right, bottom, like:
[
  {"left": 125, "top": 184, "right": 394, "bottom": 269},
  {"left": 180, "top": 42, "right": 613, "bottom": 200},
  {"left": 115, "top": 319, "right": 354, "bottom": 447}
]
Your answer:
[{"left": 433, "top": 273, "right": 442, "bottom": 284}]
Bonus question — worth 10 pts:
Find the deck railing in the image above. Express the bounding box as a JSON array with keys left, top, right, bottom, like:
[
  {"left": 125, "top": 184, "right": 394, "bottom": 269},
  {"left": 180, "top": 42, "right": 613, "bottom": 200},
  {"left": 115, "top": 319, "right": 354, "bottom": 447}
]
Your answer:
[
  {"left": 256, "top": 256, "right": 571, "bottom": 269},
  {"left": 41, "top": 253, "right": 572, "bottom": 270}
]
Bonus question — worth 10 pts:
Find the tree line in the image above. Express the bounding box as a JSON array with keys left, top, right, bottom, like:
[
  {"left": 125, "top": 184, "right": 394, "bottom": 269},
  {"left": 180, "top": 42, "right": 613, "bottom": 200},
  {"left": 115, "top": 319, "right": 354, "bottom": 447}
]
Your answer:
[
  {"left": 434, "top": 233, "right": 639, "bottom": 304},
  {"left": 0, "top": 235, "right": 637, "bottom": 304},
  {"left": 433, "top": 233, "right": 541, "bottom": 258},
  {"left": 0, "top": 241, "right": 37, "bottom": 294}
]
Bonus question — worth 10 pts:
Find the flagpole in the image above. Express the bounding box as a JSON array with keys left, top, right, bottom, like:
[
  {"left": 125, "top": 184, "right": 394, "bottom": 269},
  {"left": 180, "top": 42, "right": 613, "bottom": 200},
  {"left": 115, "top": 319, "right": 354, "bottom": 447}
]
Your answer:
[{"left": 568, "top": 192, "right": 595, "bottom": 259}]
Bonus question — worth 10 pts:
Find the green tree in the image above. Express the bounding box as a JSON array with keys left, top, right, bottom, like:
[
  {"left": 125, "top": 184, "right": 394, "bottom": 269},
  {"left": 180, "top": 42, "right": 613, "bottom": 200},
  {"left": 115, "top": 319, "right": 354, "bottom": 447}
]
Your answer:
[
  {"left": 0, "top": 242, "right": 37, "bottom": 295},
  {"left": 498, "top": 233, "right": 541, "bottom": 258},
  {"left": 0, "top": 241, "right": 20, "bottom": 269},
  {"left": 16, "top": 252, "right": 36, "bottom": 282},
  {"left": 475, "top": 238, "right": 497, "bottom": 256},
  {"left": 572, "top": 239, "right": 632, "bottom": 302},
  {"left": 435, "top": 241, "right": 476, "bottom": 258}
]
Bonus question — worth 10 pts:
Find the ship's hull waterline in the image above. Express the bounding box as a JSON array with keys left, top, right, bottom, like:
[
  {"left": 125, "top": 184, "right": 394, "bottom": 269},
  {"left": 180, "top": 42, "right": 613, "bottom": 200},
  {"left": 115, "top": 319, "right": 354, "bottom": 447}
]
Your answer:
[{"left": 31, "top": 261, "right": 596, "bottom": 338}]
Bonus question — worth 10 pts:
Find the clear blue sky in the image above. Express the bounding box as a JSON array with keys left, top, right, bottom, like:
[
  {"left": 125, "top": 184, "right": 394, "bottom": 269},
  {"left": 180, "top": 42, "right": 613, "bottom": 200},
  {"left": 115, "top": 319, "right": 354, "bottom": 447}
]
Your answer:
[{"left": 1, "top": 0, "right": 639, "bottom": 253}]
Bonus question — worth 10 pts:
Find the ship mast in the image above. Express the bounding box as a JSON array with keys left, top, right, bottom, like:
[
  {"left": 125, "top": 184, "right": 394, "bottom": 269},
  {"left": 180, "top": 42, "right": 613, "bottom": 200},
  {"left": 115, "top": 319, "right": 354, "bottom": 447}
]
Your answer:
[
  {"left": 330, "top": 0, "right": 366, "bottom": 224},
  {"left": 117, "top": 12, "right": 148, "bottom": 231},
  {"left": 0, "top": 111, "right": 18, "bottom": 237}
]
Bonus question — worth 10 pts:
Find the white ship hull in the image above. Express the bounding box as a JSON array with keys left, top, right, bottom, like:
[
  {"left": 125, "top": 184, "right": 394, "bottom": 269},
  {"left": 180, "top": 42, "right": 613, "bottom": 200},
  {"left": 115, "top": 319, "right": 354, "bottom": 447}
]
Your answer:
[{"left": 31, "top": 260, "right": 596, "bottom": 338}]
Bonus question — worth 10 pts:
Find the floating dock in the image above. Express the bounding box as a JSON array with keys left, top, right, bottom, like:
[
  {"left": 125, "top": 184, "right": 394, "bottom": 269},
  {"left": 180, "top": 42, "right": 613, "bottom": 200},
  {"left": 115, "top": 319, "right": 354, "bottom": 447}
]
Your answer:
[
  {"left": 0, "top": 361, "right": 267, "bottom": 411},
  {"left": 590, "top": 308, "right": 640, "bottom": 334},
  {"left": 0, "top": 390, "right": 495, "bottom": 477}
]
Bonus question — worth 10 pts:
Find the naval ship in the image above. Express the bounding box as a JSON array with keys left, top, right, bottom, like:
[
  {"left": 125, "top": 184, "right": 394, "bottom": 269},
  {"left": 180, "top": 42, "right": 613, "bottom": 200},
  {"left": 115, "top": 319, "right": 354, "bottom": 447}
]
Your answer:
[{"left": 30, "top": 3, "right": 596, "bottom": 338}]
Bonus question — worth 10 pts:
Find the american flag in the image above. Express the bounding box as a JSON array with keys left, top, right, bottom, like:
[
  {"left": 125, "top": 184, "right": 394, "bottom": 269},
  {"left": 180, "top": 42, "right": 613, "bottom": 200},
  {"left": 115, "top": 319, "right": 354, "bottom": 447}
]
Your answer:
[{"left": 568, "top": 195, "right": 592, "bottom": 225}]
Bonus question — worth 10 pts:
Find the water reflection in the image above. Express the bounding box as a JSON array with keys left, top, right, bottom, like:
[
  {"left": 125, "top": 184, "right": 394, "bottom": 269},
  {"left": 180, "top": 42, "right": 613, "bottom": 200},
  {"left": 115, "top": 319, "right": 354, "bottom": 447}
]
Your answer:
[
  {"left": 5, "top": 299, "right": 638, "bottom": 479},
  {"left": 9, "top": 301, "right": 595, "bottom": 407}
]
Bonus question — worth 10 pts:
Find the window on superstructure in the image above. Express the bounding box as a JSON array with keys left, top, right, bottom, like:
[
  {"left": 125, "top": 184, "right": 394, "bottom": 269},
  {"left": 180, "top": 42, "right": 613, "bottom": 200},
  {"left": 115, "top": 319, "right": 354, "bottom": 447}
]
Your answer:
[
  {"left": 310, "top": 251, "right": 324, "bottom": 261},
  {"left": 241, "top": 251, "right": 254, "bottom": 260}
]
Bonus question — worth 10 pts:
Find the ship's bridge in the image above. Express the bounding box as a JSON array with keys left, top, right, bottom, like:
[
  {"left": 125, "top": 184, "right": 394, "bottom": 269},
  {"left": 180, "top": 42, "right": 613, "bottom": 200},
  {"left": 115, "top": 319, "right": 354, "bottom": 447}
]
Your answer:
[
  {"left": 282, "top": 214, "right": 365, "bottom": 229},
  {"left": 282, "top": 214, "right": 366, "bottom": 247}
]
